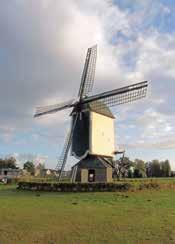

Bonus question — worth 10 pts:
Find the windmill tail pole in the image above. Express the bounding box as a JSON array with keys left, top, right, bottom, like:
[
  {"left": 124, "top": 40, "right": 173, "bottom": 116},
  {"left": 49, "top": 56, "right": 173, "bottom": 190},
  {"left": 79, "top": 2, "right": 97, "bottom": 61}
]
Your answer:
[{"left": 71, "top": 165, "right": 78, "bottom": 183}]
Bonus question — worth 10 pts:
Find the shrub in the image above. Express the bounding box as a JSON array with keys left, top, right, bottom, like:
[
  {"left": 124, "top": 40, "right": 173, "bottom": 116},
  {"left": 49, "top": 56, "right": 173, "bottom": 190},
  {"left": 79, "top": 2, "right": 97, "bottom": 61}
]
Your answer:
[
  {"left": 138, "top": 181, "right": 160, "bottom": 190},
  {"left": 17, "top": 181, "right": 132, "bottom": 192}
]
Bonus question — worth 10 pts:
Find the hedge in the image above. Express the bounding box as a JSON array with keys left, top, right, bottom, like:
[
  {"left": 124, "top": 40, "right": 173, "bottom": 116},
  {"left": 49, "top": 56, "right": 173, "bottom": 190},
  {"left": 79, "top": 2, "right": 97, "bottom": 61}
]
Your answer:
[{"left": 17, "top": 182, "right": 132, "bottom": 192}]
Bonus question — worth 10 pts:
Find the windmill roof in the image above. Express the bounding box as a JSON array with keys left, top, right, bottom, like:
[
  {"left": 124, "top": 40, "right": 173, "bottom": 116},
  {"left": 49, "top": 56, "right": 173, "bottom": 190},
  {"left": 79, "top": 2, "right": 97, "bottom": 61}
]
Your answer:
[
  {"left": 71, "top": 101, "right": 115, "bottom": 118},
  {"left": 72, "top": 155, "right": 114, "bottom": 169},
  {"left": 87, "top": 101, "right": 115, "bottom": 118}
]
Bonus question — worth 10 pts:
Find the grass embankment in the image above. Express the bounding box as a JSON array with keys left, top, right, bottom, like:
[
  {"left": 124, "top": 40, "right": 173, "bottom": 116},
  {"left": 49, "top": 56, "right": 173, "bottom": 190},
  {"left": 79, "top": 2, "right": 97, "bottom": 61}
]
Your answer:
[{"left": 0, "top": 182, "right": 175, "bottom": 243}]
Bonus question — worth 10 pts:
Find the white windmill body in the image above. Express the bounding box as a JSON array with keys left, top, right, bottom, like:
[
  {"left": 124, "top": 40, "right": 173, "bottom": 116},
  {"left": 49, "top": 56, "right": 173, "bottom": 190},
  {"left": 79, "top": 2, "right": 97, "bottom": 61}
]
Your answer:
[{"left": 71, "top": 102, "right": 115, "bottom": 159}]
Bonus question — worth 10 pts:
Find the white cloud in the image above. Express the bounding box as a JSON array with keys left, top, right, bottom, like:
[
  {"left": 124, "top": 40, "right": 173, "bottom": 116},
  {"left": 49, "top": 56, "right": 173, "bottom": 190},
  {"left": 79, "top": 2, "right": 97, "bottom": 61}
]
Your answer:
[{"left": 0, "top": 0, "right": 175, "bottom": 163}]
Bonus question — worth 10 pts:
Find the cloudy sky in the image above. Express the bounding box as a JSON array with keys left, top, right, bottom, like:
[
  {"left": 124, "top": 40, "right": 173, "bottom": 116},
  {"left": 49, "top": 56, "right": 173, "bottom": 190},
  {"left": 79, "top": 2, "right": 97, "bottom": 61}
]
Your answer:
[{"left": 0, "top": 0, "right": 175, "bottom": 169}]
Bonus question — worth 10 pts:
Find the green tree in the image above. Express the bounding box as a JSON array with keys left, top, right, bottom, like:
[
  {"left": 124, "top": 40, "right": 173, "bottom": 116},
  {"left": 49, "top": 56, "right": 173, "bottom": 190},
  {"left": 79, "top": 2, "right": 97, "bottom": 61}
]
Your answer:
[
  {"left": 114, "top": 157, "right": 133, "bottom": 180},
  {"left": 145, "top": 162, "right": 151, "bottom": 177},
  {"left": 0, "top": 158, "right": 5, "bottom": 169},
  {"left": 150, "top": 160, "right": 161, "bottom": 177},
  {"left": 6, "top": 157, "right": 17, "bottom": 169},
  {"left": 128, "top": 169, "right": 134, "bottom": 178},
  {"left": 133, "top": 159, "right": 146, "bottom": 178},
  {"left": 0, "top": 157, "right": 17, "bottom": 169},
  {"left": 23, "top": 161, "right": 35, "bottom": 176},
  {"left": 161, "top": 160, "right": 171, "bottom": 177}
]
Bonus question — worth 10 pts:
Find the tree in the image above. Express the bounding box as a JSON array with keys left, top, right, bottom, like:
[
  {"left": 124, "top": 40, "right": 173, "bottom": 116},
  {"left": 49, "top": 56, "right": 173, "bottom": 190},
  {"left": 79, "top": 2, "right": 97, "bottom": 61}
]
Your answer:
[
  {"left": 145, "top": 162, "right": 151, "bottom": 177},
  {"left": 0, "top": 157, "right": 17, "bottom": 169},
  {"left": 149, "top": 160, "right": 161, "bottom": 177},
  {"left": 128, "top": 168, "right": 134, "bottom": 178},
  {"left": 133, "top": 159, "right": 146, "bottom": 178},
  {"left": 113, "top": 156, "right": 133, "bottom": 180},
  {"left": 23, "top": 161, "right": 35, "bottom": 176},
  {"left": 35, "top": 163, "right": 45, "bottom": 177},
  {"left": 6, "top": 157, "right": 17, "bottom": 169},
  {"left": 161, "top": 160, "right": 171, "bottom": 177}
]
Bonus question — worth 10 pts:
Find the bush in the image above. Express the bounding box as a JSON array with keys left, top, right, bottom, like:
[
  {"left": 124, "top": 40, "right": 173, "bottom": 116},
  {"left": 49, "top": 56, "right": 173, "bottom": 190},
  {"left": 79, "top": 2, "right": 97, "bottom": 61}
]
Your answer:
[
  {"left": 138, "top": 181, "right": 160, "bottom": 190},
  {"left": 17, "top": 182, "right": 132, "bottom": 192}
]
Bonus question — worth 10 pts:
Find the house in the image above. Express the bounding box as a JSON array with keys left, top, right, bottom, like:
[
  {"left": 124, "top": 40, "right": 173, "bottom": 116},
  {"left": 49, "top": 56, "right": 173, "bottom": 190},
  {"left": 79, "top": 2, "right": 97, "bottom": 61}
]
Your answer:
[
  {"left": 0, "top": 168, "right": 21, "bottom": 181},
  {"left": 42, "top": 169, "right": 58, "bottom": 177},
  {"left": 71, "top": 155, "right": 113, "bottom": 183}
]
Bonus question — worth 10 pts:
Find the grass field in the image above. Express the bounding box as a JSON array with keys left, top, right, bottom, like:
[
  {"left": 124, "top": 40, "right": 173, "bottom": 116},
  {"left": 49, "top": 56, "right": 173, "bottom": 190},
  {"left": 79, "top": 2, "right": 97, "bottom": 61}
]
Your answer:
[{"left": 0, "top": 184, "right": 175, "bottom": 243}]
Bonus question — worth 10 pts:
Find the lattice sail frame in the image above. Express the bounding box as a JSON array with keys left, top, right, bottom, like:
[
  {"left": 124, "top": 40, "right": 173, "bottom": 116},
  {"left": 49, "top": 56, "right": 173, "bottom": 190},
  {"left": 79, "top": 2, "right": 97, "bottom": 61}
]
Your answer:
[
  {"left": 89, "top": 84, "right": 147, "bottom": 110},
  {"left": 78, "top": 45, "right": 97, "bottom": 98},
  {"left": 56, "top": 113, "right": 79, "bottom": 180},
  {"left": 34, "top": 99, "right": 75, "bottom": 117}
]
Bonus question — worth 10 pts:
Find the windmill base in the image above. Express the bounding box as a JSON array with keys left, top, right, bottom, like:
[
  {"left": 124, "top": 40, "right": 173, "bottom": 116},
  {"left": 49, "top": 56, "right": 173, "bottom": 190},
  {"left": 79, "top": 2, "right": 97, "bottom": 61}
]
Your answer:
[{"left": 71, "top": 155, "right": 113, "bottom": 183}]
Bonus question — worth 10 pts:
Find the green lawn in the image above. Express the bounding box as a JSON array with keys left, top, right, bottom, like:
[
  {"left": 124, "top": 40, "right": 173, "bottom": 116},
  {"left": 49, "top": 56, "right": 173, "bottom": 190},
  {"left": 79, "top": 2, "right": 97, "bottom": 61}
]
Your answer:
[{"left": 0, "top": 184, "right": 175, "bottom": 243}]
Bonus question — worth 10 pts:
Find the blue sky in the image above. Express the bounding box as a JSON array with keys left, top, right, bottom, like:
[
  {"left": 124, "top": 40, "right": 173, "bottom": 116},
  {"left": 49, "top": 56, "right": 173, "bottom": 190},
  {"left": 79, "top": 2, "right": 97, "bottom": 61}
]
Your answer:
[{"left": 0, "top": 0, "right": 175, "bottom": 169}]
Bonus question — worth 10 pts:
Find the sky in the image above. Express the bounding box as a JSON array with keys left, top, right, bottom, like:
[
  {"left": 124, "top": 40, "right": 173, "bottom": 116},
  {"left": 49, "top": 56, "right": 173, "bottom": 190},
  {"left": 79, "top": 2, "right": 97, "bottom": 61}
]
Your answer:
[{"left": 0, "top": 0, "right": 175, "bottom": 169}]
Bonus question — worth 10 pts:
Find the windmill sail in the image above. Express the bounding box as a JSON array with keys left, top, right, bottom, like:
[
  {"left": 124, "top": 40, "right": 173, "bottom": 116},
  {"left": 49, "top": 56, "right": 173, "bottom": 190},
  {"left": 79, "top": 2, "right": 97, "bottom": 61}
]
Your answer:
[
  {"left": 55, "top": 130, "right": 71, "bottom": 172},
  {"left": 78, "top": 45, "right": 97, "bottom": 99},
  {"left": 57, "top": 113, "right": 79, "bottom": 181},
  {"left": 82, "top": 81, "right": 148, "bottom": 110},
  {"left": 34, "top": 99, "right": 75, "bottom": 117}
]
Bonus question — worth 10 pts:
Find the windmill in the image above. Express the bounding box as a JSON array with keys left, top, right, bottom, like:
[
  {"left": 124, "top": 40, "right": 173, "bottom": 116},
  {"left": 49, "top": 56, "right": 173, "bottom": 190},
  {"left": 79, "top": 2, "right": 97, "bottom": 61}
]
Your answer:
[{"left": 34, "top": 45, "right": 148, "bottom": 182}]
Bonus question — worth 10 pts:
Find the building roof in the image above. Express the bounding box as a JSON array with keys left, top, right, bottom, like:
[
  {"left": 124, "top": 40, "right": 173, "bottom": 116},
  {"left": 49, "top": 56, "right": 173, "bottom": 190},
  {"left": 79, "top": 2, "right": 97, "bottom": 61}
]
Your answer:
[
  {"left": 0, "top": 168, "right": 20, "bottom": 171},
  {"left": 72, "top": 155, "right": 114, "bottom": 169},
  {"left": 71, "top": 101, "right": 115, "bottom": 119},
  {"left": 87, "top": 101, "right": 115, "bottom": 118}
]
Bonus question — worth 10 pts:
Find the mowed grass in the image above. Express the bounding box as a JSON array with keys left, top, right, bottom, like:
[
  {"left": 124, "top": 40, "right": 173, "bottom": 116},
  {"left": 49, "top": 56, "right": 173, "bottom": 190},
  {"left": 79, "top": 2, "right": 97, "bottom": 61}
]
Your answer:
[{"left": 0, "top": 184, "right": 175, "bottom": 243}]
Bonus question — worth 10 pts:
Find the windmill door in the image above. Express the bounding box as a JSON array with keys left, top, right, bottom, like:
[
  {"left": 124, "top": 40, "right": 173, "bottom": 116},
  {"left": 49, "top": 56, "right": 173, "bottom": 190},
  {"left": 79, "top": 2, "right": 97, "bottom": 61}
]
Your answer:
[{"left": 88, "top": 169, "right": 95, "bottom": 182}]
